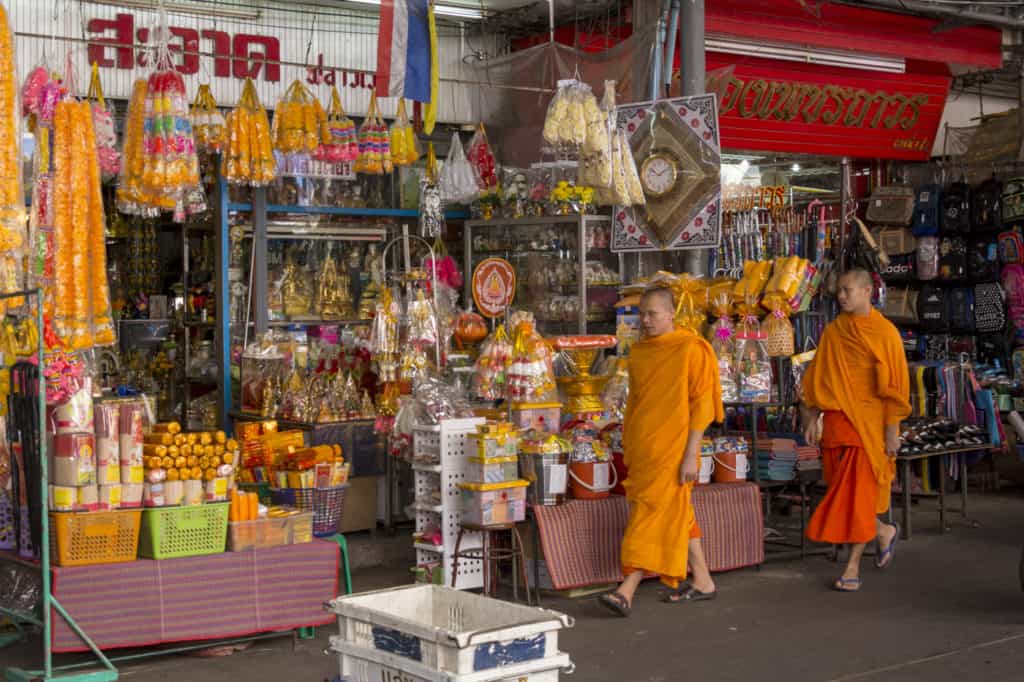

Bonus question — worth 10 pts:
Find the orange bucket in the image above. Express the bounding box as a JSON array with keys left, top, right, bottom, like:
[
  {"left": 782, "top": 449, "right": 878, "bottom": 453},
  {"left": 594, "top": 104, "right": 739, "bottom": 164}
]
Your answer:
[
  {"left": 569, "top": 460, "right": 618, "bottom": 500},
  {"left": 712, "top": 450, "right": 749, "bottom": 483}
]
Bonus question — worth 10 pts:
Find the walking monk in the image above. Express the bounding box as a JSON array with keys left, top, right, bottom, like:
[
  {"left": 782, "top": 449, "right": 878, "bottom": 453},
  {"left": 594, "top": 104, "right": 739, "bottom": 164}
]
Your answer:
[
  {"left": 598, "top": 287, "right": 723, "bottom": 617},
  {"left": 801, "top": 269, "right": 911, "bottom": 592}
]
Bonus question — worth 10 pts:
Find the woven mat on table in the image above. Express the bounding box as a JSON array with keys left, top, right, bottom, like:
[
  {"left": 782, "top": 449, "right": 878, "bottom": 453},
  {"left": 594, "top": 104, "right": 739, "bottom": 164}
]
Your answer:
[
  {"left": 533, "top": 482, "right": 764, "bottom": 591},
  {"left": 51, "top": 539, "right": 338, "bottom": 652}
]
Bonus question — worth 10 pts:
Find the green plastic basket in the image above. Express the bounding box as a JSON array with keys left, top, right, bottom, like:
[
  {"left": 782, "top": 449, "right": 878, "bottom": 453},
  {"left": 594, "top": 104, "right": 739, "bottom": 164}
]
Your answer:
[{"left": 138, "top": 503, "right": 230, "bottom": 559}]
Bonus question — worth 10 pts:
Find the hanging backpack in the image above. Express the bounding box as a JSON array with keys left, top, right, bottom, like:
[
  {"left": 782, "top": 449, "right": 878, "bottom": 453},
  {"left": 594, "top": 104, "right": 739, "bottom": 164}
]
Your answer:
[
  {"left": 1001, "top": 263, "right": 1024, "bottom": 330},
  {"left": 978, "top": 332, "right": 1010, "bottom": 370},
  {"left": 881, "top": 286, "right": 918, "bottom": 325},
  {"left": 939, "top": 236, "right": 967, "bottom": 281},
  {"left": 972, "top": 176, "right": 1003, "bottom": 232},
  {"left": 916, "top": 236, "right": 940, "bottom": 281},
  {"left": 941, "top": 181, "right": 972, "bottom": 235},
  {"left": 974, "top": 282, "right": 1006, "bottom": 333},
  {"left": 999, "top": 228, "right": 1024, "bottom": 265},
  {"left": 921, "top": 334, "right": 950, "bottom": 363},
  {"left": 866, "top": 185, "right": 915, "bottom": 226},
  {"left": 874, "top": 226, "right": 916, "bottom": 256},
  {"left": 880, "top": 253, "right": 916, "bottom": 282},
  {"left": 947, "top": 287, "right": 975, "bottom": 334},
  {"left": 968, "top": 236, "right": 1000, "bottom": 283},
  {"left": 917, "top": 284, "right": 948, "bottom": 332},
  {"left": 912, "top": 184, "right": 942, "bottom": 236},
  {"left": 1002, "top": 177, "right": 1024, "bottom": 228}
]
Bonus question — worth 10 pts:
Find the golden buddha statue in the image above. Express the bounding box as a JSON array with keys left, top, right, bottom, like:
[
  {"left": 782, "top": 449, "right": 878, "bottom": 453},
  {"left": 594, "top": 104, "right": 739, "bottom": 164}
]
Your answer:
[
  {"left": 281, "top": 254, "right": 312, "bottom": 318},
  {"left": 318, "top": 247, "right": 355, "bottom": 320}
]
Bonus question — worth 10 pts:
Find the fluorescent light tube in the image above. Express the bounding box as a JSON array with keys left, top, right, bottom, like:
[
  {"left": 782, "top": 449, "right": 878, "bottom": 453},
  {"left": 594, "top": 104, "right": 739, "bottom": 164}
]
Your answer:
[
  {"left": 85, "top": 0, "right": 262, "bottom": 21},
  {"left": 705, "top": 36, "right": 906, "bottom": 74},
  {"left": 340, "top": 0, "right": 484, "bottom": 20}
]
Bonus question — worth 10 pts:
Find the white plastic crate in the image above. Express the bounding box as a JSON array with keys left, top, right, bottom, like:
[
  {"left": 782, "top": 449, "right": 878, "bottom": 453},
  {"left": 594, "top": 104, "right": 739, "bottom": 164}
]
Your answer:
[{"left": 328, "top": 584, "right": 574, "bottom": 680}]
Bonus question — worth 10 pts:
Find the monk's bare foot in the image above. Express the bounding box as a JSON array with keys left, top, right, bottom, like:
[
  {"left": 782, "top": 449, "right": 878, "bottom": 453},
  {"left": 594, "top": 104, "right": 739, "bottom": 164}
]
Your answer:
[
  {"left": 691, "top": 578, "right": 716, "bottom": 594},
  {"left": 877, "top": 523, "right": 897, "bottom": 553}
]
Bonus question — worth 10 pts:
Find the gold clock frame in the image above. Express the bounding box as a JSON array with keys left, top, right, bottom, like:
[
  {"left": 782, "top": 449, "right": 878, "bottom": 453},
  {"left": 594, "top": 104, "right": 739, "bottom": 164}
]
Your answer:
[{"left": 639, "top": 151, "right": 680, "bottom": 199}]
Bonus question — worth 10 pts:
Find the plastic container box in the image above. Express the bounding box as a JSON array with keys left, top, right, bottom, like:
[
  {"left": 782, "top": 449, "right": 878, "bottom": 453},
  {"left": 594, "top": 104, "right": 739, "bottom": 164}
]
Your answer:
[
  {"left": 50, "top": 509, "right": 142, "bottom": 567},
  {"left": 511, "top": 402, "right": 561, "bottom": 434},
  {"left": 466, "top": 456, "right": 519, "bottom": 484},
  {"left": 328, "top": 584, "right": 573, "bottom": 681},
  {"left": 227, "top": 516, "right": 290, "bottom": 552},
  {"left": 458, "top": 480, "right": 528, "bottom": 526},
  {"left": 137, "top": 502, "right": 229, "bottom": 559}
]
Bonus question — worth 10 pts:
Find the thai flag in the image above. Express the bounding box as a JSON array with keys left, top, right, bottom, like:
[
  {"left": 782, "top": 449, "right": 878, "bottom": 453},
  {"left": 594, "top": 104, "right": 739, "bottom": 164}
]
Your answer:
[{"left": 375, "top": 0, "right": 432, "bottom": 103}]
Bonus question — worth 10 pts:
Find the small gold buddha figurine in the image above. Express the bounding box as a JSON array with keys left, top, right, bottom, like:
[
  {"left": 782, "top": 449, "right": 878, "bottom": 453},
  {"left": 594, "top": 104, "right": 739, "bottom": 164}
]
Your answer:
[
  {"left": 281, "top": 254, "right": 312, "bottom": 318},
  {"left": 260, "top": 375, "right": 277, "bottom": 418},
  {"left": 360, "top": 390, "right": 375, "bottom": 418},
  {"left": 318, "top": 247, "right": 355, "bottom": 320}
]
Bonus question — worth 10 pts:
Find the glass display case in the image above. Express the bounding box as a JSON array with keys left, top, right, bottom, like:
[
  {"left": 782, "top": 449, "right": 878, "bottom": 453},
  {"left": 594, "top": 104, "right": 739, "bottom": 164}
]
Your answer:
[{"left": 463, "top": 216, "right": 621, "bottom": 335}]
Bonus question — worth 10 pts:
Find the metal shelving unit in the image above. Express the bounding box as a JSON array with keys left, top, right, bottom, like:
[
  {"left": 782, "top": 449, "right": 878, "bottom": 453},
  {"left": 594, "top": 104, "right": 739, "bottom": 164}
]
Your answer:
[{"left": 463, "top": 215, "right": 621, "bottom": 335}]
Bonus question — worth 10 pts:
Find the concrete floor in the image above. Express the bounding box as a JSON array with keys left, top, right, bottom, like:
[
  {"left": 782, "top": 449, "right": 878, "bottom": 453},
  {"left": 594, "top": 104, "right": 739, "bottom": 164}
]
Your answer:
[{"left": 5, "top": 489, "right": 1024, "bottom": 682}]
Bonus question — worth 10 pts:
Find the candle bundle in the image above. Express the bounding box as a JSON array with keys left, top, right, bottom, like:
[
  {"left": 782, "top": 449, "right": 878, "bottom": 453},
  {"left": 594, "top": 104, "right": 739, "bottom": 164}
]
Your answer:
[{"left": 225, "top": 78, "right": 276, "bottom": 186}]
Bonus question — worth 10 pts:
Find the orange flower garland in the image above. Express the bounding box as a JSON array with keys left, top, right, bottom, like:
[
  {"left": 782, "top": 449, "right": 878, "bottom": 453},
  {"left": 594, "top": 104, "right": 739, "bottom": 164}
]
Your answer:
[
  {"left": 225, "top": 78, "right": 275, "bottom": 186},
  {"left": 0, "top": 3, "right": 24, "bottom": 312},
  {"left": 116, "top": 79, "right": 148, "bottom": 215}
]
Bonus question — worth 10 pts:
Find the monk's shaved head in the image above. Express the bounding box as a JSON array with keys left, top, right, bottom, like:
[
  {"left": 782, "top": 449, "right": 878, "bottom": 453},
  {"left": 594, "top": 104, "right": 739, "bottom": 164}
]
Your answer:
[
  {"left": 640, "top": 287, "right": 676, "bottom": 311},
  {"left": 839, "top": 268, "right": 873, "bottom": 289}
]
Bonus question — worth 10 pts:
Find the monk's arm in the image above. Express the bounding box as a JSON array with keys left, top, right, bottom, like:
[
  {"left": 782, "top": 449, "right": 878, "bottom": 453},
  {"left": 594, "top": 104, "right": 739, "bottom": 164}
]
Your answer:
[{"left": 680, "top": 429, "right": 704, "bottom": 483}]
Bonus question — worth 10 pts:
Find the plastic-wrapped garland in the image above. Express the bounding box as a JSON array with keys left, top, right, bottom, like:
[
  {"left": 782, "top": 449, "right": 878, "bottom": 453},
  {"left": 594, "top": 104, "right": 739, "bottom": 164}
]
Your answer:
[
  {"left": 191, "top": 84, "right": 226, "bottom": 153},
  {"left": 272, "top": 79, "right": 319, "bottom": 154},
  {"left": 117, "top": 79, "right": 148, "bottom": 215},
  {"left": 389, "top": 98, "right": 420, "bottom": 167},
  {"left": 356, "top": 92, "right": 387, "bottom": 175},
  {"left": 315, "top": 86, "right": 357, "bottom": 163},
  {"left": 473, "top": 324, "right": 512, "bottom": 401},
  {"left": 86, "top": 63, "right": 120, "bottom": 182},
  {"left": 141, "top": 63, "right": 202, "bottom": 220},
  {"left": 225, "top": 79, "right": 276, "bottom": 186},
  {"left": 0, "top": 4, "right": 24, "bottom": 315}
]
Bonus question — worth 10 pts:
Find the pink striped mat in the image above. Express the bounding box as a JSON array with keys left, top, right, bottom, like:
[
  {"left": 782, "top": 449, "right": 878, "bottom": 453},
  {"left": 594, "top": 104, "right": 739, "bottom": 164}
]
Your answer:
[
  {"left": 51, "top": 540, "right": 339, "bottom": 653},
  {"left": 533, "top": 482, "right": 764, "bottom": 591}
]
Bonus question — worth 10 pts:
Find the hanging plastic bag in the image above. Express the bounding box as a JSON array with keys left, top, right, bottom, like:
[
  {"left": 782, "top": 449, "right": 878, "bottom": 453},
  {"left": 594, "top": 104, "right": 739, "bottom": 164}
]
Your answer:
[
  {"left": 419, "top": 143, "right": 444, "bottom": 239},
  {"left": 87, "top": 63, "right": 120, "bottom": 182},
  {"left": 356, "top": 92, "right": 385, "bottom": 175},
  {"left": 467, "top": 123, "right": 498, "bottom": 191},
  {"left": 225, "top": 78, "right": 276, "bottom": 186},
  {"left": 389, "top": 98, "right": 420, "bottom": 167},
  {"left": 790, "top": 346, "right": 816, "bottom": 403},
  {"left": 734, "top": 315, "right": 771, "bottom": 403},
  {"left": 190, "top": 83, "right": 225, "bottom": 153},
  {"left": 316, "top": 86, "right": 357, "bottom": 163},
  {"left": 708, "top": 292, "right": 738, "bottom": 402},
  {"left": 438, "top": 132, "right": 480, "bottom": 204}
]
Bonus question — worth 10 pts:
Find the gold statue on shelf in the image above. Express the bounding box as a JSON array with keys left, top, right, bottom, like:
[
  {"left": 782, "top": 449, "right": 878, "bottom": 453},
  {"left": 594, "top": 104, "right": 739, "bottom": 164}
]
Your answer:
[
  {"left": 281, "top": 254, "right": 312, "bottom": 318},
  {"left": 318, "top": 246, "right": 355, "bottom": 320}
]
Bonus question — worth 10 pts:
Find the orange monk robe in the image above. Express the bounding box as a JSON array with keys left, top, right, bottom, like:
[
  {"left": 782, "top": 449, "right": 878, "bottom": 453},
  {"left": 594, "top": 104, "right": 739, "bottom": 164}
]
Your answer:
[
  {"left": 802, "top": 309, "right": 911, "bottom": 544},
  {"left": 621, "top": 328, "right": 724, "bottom": 589}
]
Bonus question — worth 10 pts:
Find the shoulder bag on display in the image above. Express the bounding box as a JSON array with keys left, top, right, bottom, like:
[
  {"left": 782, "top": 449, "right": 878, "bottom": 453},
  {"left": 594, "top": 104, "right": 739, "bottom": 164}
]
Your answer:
[
  {"left": 881, "top": 286, "right": 918, "bottom": 325},
  {"left": 912, "top": 183, "right": 942, "bottom": 236},
  {"left": 968, "top": 236, "right": 1000, "bottom": 283},
  {"left": 973, "top": 282, "right": 1006, "bottom": 333},
  {"left": 999, "top": 229, "right": 1024, "bottom": 265},
  {"left": 917, "top": 284, "right": 948, "bottom": 332},
  {"left": 921, "top": 334, "right": 950, "bottom": 364},
  {"left": 941, "top": 181, "right": 972, "bottom": 235},
  {"left": 949, "top": 335, "right": 977, "bottom": 361},
  {"left": 972, "top": 176, "right": 1004, "bottom": 232},
  {"left": 880, "top": 253, "right": 916, "bottom": 282},
  {"left": 916, "top": 236, "right": 940, "bottom": 280},
  {"left": 1001, "top": 264, "right": 1024, "bottom": 331},
  {"left": 946, "top": 287, "right": 976, "bottom": 334},
  {"left": 874, "top": 226, "right": 916, "bottom": 255},
  {"left": 938, "top": 236, "right": 967, "bottom": 281},
  {"left": 979, "top": 331, "right": 1010, "bottom": 369},
  {"left": 866, "top": 186, "right": 915, "bottom": 226},
  {"left": 1002, "top": 177, "right": 1024, "bottom": 227}
]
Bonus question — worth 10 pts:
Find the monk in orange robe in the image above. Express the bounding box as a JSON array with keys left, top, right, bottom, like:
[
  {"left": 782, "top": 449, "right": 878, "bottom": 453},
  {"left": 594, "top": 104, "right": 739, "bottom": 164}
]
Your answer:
[
  {"left": 598, "top": 288, "right": 724, "bottom": 617},
  {"left": 801, "top": 269, "right": 911, "bottom": 592}
]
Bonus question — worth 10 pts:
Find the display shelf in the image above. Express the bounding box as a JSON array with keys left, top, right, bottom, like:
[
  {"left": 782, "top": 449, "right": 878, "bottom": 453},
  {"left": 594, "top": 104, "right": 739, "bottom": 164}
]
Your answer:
[
  {"left": 413, "top": 501, "right": 444, "bottom": 514},
  {"left": 464, "top": 215, "right": 620, "bottom": 335},
  {"left": 411, "top": 463, "right": 443, "bottom": 473},
  {"left": 266, "top": 318, "right": 371, "bottom": 328},
  {"left": 413, "top": 542, "right": 444, "bottom": 554},
  {"left": 228, "top": 202, "right": 467, "bottom": 220}
]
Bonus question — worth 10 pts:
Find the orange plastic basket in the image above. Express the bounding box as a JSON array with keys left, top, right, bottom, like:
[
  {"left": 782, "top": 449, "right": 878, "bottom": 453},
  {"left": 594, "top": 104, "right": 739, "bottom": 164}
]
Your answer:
[{"left": 50, "top": 509, "right": 143, "bottom": 567}]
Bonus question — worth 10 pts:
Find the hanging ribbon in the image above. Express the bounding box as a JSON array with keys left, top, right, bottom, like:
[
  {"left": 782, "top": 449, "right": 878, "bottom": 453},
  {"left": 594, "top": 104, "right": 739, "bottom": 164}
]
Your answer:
[{"left": 424, "top": 1, "right": 439, "bottom": 135}]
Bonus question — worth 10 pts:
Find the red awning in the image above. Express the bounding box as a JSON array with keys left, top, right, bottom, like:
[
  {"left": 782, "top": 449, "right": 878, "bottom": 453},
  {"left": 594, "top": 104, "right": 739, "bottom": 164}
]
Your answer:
[{"left": 707, "top": 0, "right": 1002, "bottom": 69}]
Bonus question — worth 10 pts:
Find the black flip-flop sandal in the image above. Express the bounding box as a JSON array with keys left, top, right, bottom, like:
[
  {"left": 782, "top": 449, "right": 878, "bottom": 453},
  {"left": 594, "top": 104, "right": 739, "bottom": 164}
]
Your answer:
[
  {"left": 662, "top": 585, "right": 717, "bottom": 603},
  {"left": 598, "top": 591, "right": 632, "bottom": 617}
]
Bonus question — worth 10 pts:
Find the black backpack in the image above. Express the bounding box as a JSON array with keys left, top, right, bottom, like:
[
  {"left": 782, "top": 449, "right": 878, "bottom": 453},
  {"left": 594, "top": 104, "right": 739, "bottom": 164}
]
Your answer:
[
  {"left": 978, "top": 330, "right": 1011, "bottom": 369},
  {"left": 974, "top": 282, "right": 1006, "bottom": 333},
  {"left": 941, "top": 181, "right": 972, "bottom": 235},
  {"left": 939, "top": 237, "right": 967, "bottom": 281},
  {"left": 973, "top": 177, "right": 1003, "bottom": 232},
  {"left": 1002, "top": 177, "right": 1024, "bottom": 228},
  {"left": 968, "top": 236, "right": 1000, "bottom": 283},
  {"left": 917, "top": 284, "right": 948, "bottom": 332},
  {"left": 947, "top": 287, "right": 975, "bottom": 334},
  {"left": 880, "top": 253, "right": 916, "bottom": 282},
  {"left": 912, "top": 184, "right": 942, "bottom": 237}
]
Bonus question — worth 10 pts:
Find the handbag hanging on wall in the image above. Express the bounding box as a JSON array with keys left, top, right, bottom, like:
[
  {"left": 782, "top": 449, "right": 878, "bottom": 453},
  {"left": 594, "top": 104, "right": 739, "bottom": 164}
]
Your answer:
[{"left": 866, "top": 185, "right": 915, "bottom": 226}]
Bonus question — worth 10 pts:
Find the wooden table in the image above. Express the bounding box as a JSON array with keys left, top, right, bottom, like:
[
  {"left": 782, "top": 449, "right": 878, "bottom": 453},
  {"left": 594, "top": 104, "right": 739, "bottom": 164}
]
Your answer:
[{"left": 895, "top": 446, "right": 991, "bottom": 540}]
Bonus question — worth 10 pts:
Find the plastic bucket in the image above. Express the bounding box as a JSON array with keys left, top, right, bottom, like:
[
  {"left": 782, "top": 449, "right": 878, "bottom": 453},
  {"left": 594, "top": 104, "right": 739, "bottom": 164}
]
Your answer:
[
  {"left": 698, "top": 455, "right": 715, "bottom": 485},
  {"left": 569, "top": 460, "right": 618, "bottom": 500},
  {"left": 712, "top": 451, "right": 749, "bottom": 483}
]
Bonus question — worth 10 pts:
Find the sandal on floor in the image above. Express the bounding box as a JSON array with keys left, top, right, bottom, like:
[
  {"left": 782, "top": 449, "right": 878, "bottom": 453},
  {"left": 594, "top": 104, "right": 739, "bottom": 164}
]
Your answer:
[
  {"left": 598, "top": 591, "right": 632, "bottom": 617},
  {"left": 662, "top": 585, "right": 717, "bottom": 603},
  {"left": 875, "top": 522, "right": 900, "bottom": 570},
  {"left": 833, "top": 577, "right": 862, "bottom": 592}
]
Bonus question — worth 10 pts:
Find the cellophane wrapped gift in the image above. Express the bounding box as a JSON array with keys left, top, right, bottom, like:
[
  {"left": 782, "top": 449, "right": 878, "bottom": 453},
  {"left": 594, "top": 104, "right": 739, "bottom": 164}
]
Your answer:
[
  {"left": 473, "top": 324, "right": 512, "bottom": 400},
  {"left": 708, "top": 293, "right": 738, "bottom": 402},
  {"left": 734, "top": 315, "right": 771, "bottom": 403},
  {"left": 467, "top": 124, "right": 498, "bottom": 192}
]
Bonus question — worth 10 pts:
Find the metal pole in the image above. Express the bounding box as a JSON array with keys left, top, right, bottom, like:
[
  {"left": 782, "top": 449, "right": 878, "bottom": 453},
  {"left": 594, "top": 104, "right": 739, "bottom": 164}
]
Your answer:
[
  {"left": 681, "top": 0, "right": 708, "bottom": 276},
  {"left": 253, "top": 186, "right": 269, "bottom": 336},
  {"left": 216, "top": 170, "right": 232, "bottom": 431},
  {"left": 664, "top": 0, "right": 681, "bottom": 95},
  {"left": 36, "top": 289, "right": 50, "bottom": 679},
  {"left": 650, "top": 0, "right": 668, "bottom": 101},
  {"left": 839, "top": 156, "right": 851, "bottom": 273}
]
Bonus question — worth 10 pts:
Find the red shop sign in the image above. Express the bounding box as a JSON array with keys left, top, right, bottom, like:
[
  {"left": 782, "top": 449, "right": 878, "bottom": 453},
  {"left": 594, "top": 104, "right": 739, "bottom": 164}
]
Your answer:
[
  {"left": 472, "top": 259, "right": 516, "bottom": 318},
  {"left": 706, "top": 53, "right": 951, "bottom": 160}
]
